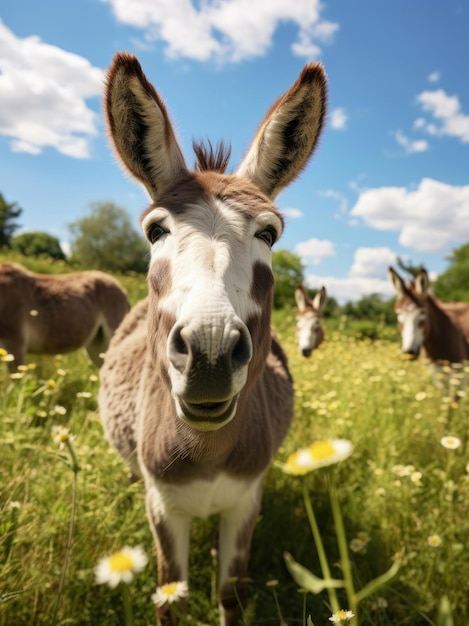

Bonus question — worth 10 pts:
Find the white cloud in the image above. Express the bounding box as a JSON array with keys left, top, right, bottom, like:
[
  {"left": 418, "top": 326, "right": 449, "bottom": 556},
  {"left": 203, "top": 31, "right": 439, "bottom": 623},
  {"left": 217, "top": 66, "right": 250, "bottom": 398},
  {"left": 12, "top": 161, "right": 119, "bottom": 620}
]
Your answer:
[
  {"left": 394, "top": 130, "right": 428, "bottom": 154},
  {"left": 319, "top": 189, "right": 348, "bottom": 214},
  {"left": 101, "top": 0, "right": 338, "bottom": 62},
  {"left": 282, "top": 207, "right": 303, "bottom": 219},
  {"left": 350, "top": 178, "right": 469, "bottom": 253},
  {"left": 349, "top": 247, "right": 397, "bottom": 278},
  {"left": 304, "top": 272, "right": 394, "bottom": 305},
  {"left": 0, "top": 21, "right": 104, "bottom": 157},
  {"left": 294, "top": 237, "right": 335, "bottom": 265},
  {"left": 416, "top": 88, "right": 469, "bottom": 143},
  {"left": 428, "top": 71, "right": 440, "bottom": 83},
  {"left": 329, "top": 107, "right": 347, "bottom": 130}
]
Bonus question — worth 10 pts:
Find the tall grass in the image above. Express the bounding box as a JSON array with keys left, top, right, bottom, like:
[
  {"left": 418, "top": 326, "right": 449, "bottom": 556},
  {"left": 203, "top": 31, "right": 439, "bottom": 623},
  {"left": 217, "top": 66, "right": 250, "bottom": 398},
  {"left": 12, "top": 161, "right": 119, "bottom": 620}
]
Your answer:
[{"left": 1, "top": 265, "right": 468, "bottom": 625}]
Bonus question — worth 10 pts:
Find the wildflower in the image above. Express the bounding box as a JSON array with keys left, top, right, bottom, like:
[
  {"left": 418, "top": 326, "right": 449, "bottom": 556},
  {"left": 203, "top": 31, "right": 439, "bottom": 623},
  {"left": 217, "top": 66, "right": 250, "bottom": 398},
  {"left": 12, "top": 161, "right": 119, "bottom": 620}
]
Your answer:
[
  {"left": 391, "top": 464, "right": 410, "bottom": 477},
  {"left": 415, "top": 392, "right": 427, "bottom": 401},
  {"left": 427, "top": 534, "right": 442, "bottom": 548},
  {"left": 47, "top": 379, "right": 56, "bottom": 389},
  {"left": 51, "top": 425, "right": 75, "bottom": 449},
  {"left": 29, "top": 309, "right": 39, "bottom": 316},
  {"left": 76, "top": 391, "right": 92, "bottom": 399},
  {"left": 440, "top": 436, "right": 461, "bottom": 450},
  {"left": 281, "top": 439, "right": 353, "bottom": 475},
  {"left": 329, "top": 609, "right": 355, "bottom": 622},
  {"left": 371, "top": 597, "right": 388, "bottom": 610},
  {"left": 1, "top": 353, "right": 15, "bottom": 362},
  {"left": 95, "top": 546, "right": 148, "bottom": 588},
  {"left": 52, "top": 405, "right": 67, "bottom": 416},
  {"left": 151, "top": 581, "right": 189, "bottom": 607},
  {"left": 349, "top": 538, "right": 366, "bottom": 553}
]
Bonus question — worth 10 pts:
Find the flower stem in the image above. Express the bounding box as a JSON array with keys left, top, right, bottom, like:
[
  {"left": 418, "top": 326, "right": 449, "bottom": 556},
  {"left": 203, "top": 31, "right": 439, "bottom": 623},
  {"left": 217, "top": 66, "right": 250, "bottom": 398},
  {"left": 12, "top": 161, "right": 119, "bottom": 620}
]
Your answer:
[
  {"left": 121, "top": 583, "right": 134, "bottom": 626},
  {"left": 328, "top": 477, "right": 358, "bottom": 624},
  {"left": 302, "top": 480, "right": 340, "bottom": 614}
]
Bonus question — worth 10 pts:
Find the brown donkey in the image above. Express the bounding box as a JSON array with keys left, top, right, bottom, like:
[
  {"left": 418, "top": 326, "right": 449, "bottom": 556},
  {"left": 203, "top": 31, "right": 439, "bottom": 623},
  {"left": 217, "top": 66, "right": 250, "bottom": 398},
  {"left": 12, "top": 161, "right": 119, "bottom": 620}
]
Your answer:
[
  {"left": 98, "top": 52, "right": 327, "bottom": 625},
  {"left": 0, "top": 262, "right": 130, "bottom": 371},
  {"left": 388, "top": 266, "right": 469, "bottom": 363},
  {"left": 294, "top": 284, "right": 327, "bottom": 357}
]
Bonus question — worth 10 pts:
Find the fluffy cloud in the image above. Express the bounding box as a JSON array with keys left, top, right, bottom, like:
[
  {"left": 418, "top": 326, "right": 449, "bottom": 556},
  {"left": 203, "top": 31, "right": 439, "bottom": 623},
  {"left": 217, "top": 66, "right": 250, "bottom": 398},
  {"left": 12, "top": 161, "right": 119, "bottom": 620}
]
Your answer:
[
  {"left": 416, "top": 88, "right": 469, "bottom": 143},
  {"left": 101, "top": 0, "right": 338, "bottom": 62},
  {"left": 329, "top": 107, "right": 347, "bottom": 130},
  {"left": 294, "top": 237, "right": 335, "bottom": 265},
  {"left": 304, "top": 246, "right": 397, "bottom": 304},
  {"left": 394, "top": 130, "right": 428, "bottom": 154},
  {"left": 350, "top": 178, "right": 469, "bottom": 253},
  {"left": 0, "top": 22, "right": 103, "bottom": 157}
]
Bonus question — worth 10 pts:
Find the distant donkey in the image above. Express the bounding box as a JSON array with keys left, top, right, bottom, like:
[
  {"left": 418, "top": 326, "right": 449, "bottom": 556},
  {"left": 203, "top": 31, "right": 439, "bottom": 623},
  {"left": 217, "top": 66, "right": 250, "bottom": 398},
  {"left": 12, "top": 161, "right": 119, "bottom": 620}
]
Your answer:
[
  {"left": 0, "top": 262, "right": 130, "bottom": 371},
  {"left": 294, "top": 284, "right": 327, "bottom": 357},
  {"left": 388, "top": 266, "right": 469, "bottom": 364},
  {"left": 98, "top": 52, "right": 327, "bottom": 625}
]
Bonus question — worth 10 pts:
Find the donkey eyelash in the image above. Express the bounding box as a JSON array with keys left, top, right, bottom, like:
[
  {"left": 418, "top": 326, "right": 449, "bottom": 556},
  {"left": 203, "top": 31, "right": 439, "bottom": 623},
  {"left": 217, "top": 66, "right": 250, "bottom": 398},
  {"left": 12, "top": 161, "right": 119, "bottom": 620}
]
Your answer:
[{"left": 146, "top": 223, "right": 169, "bottom": 244}]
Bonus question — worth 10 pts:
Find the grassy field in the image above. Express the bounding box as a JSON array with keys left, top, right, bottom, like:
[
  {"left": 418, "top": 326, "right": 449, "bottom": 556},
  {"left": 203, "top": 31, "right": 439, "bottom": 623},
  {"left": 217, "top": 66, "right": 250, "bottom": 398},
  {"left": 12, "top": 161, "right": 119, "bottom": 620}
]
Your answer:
[{"left": 1, "top": 261, "right": 468, "bottom": 625}]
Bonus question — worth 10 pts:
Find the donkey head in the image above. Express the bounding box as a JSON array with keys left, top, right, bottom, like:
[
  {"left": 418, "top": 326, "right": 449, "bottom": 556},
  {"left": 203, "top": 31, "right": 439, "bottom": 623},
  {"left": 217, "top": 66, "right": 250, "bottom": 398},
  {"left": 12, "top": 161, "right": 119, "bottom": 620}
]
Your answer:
[
  {"left": 294, "top": 284, "right": 326, "bottom": 357},
  {"left": 105, "top": 53, "right": 327, "bottom": 431},
  {"left": 388, "top": 266, "right": 429, "bottom": 358}
]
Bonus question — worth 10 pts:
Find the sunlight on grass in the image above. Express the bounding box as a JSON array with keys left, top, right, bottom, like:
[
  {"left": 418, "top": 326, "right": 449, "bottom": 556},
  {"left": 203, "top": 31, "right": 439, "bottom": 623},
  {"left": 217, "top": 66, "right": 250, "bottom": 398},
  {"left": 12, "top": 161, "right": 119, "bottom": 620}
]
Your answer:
[{"left": 0, "top": 308, "right": 467, "bottom": 625}]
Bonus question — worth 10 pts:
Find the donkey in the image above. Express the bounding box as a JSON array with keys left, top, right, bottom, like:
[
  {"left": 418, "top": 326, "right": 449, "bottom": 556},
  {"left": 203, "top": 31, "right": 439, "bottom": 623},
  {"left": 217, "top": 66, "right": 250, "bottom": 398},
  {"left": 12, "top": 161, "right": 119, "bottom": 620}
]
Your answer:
[
  {"left": 388, "top": 266, "right": 469, "bottom": 364},
  {"left": 98, "top": 52, "right": 327, "bottom": 625},
  {"left": 294, "top": 284, "right": 326, "bottom": 357},
  {"left": 0, "top": 262, "right": 130, "bottom": 371}
]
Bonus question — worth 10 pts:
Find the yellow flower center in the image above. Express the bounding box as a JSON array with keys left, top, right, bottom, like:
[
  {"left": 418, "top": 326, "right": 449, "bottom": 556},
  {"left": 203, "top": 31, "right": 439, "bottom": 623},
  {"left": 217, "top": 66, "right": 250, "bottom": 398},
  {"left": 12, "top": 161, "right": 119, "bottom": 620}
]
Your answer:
[
  {"left": 308, "top": 440, "right": 336, "bottom": 460},
  {"left": 109, "top": 552, "right": 134, "bottom": 573},
  {"left": 161, "top": 582, "right": 178, "bottom": 595}
]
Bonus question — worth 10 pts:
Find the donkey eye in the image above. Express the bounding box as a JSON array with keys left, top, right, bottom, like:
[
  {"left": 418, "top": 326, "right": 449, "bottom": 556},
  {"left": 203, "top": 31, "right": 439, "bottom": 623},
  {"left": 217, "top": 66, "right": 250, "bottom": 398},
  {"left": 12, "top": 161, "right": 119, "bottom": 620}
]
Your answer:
[
  {"left": 147, "top": 223, "right": 168, "bottom": 244},
  {"left": 256, "top": 227, "right": 277, "bottom": 247}
]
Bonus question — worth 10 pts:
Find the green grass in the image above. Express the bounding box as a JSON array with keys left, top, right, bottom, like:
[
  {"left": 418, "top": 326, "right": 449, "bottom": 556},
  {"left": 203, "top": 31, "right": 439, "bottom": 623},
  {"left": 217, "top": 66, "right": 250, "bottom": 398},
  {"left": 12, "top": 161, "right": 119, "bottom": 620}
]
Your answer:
[{"left": 1, "top": 266, "right": 468, "bottom": 625}]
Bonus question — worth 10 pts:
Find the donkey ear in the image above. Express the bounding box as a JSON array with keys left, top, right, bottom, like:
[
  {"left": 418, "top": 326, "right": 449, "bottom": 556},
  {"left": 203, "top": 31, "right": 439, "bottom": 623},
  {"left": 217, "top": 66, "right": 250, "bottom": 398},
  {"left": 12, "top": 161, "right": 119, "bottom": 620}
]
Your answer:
[
  {"left": 294, "top": 285, "right": 310, "bottom": 312},
  {"left": 236, "top": 64, "right": 327, "bottom": 199},
  {"left": 415, "top": 268, "right": 430, "bottom": 295},
  {"left": 312, "top": 286, "right": 327, "bottom": 312},
  {"left": 104, "top": 53, "right": 188, "bottom": 201},
  {"left": 388, "top": 266, "right": 405, "bottom": 296}
]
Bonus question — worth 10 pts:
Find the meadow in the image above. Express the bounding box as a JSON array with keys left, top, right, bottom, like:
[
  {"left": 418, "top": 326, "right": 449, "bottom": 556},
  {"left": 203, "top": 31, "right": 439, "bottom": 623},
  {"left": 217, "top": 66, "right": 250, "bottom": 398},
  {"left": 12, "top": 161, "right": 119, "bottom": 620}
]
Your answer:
[{"left": 1, "top": 261, "right": 468, "bottom": 625}]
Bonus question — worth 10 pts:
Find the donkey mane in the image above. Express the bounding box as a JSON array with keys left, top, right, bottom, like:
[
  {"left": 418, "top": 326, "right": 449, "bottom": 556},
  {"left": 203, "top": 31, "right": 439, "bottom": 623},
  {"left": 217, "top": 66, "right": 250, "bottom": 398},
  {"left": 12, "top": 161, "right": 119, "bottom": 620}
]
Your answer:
[{"left": 192, "top": 139, "right": 232, "bottom": 173}]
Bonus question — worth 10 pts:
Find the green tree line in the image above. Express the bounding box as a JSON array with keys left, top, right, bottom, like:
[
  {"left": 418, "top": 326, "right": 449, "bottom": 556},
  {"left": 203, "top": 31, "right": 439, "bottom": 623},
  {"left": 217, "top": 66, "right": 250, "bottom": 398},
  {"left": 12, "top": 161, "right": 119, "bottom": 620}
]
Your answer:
[{"left": 2, "top": 191, "right": 469, "bottom": 314}]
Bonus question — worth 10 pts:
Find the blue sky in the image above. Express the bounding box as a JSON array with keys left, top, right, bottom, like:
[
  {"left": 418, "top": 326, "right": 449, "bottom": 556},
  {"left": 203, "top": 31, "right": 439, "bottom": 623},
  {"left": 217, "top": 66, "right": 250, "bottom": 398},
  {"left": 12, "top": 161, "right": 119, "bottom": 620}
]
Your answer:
[{"left": 1, "top": 0, "right": 468, "bottom": 303}]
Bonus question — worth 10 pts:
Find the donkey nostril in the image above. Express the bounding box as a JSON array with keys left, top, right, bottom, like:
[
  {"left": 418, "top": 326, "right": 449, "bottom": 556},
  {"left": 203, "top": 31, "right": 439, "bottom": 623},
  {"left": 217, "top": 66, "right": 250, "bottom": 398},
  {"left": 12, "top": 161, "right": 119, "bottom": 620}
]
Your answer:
[
  {"left": 230, "top": 327, "right": 252, "bottom": 371},
  {"left": 168, "top": 324, "right": 190, "bottom": 373}
]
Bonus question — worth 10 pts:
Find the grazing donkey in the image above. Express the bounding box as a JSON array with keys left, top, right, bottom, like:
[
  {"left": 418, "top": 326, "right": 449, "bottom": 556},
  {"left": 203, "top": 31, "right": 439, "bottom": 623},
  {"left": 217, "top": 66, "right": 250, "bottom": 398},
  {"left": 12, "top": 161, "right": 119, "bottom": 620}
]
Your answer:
[
  {"left": 294, "top": 284, "right": 327, "bottom": 357},
  {"left": 388, "top": 266, "right": 469, "bottom": 363},
  {"left": 98, "top": 52, "right": 327, "bottom": 625},
  {"left": 0, "top": 262, "right": 130, "bottom": 371}
]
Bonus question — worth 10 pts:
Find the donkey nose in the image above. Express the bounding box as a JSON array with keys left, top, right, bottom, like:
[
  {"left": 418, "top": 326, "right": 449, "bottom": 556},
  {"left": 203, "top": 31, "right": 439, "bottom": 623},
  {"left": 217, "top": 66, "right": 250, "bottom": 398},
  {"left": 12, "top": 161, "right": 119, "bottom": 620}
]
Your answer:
[{"left": 168, "top": 321, "right": 252, "bottom": 375}]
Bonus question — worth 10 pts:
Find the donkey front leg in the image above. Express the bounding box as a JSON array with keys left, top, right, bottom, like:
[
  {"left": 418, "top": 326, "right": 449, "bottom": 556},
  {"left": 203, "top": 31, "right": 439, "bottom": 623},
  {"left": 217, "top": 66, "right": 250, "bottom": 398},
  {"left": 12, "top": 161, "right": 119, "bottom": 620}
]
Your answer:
[
  {"left": 145, "top": 490, "right": 191, "bottom": 626},
  {"left": 217, "top": 481, "right": 263, "bottom": 626}
]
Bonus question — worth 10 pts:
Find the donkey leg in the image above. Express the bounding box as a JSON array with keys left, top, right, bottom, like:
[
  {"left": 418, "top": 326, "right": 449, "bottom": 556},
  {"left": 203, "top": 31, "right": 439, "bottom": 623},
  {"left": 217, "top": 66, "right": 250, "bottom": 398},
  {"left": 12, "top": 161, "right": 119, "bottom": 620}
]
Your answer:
[
  {"left": 146, "top": 490, "right": 191, "bottom": 625},
  {"left": 86, "top": 325, "right": 111, "bottom": 367},
  {"left": 217, "top": 484, "right": 263, "bottom": 626}
]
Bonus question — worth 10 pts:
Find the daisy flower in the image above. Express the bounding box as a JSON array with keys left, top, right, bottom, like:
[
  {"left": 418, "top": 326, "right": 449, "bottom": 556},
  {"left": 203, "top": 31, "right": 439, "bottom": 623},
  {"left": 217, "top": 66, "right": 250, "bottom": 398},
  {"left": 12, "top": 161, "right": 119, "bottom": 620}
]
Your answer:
[
  {"left": 51, "top": 425, "right": 75, "bottom": 449},
  {"left": 95, "top": 546, "right": 148, "bottom": 588},
  {"left": 427, "top": 534, "right": 442, "bottom": 548},
  {"left": 329, "top": 608, "right": 355, "bottom": 622},
  {"left": 281, "top": 439, "right": 353, "bottom": 476},
  {"left": 440, "top": 436, "right": 461, "bottom": 450},
  {"left": 151, "top": 581, "right": 189, "bottom": 607}
]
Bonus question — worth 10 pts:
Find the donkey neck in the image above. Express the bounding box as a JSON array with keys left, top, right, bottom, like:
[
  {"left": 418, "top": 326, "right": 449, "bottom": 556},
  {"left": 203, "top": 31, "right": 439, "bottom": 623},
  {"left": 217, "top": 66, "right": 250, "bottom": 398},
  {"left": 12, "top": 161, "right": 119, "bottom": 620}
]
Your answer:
[{"left": 424, "top": 295, "right": 468, "bottom": 363}]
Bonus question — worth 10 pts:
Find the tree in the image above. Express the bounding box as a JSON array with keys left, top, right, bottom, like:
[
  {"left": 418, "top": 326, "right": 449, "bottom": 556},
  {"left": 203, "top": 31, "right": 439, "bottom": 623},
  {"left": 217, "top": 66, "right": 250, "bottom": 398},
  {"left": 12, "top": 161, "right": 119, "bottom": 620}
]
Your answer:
[
  {"left": 69, "top": 201, "right": 149, "bottom": 273},
  {"left": 0, "top": 193, "right": 22, "bottom": 248},
  {"left": 11, "top": 231, "right": 66, "bottom": 261},
  {"left": 433, "top": 242, "right": 469, "bottom": 302},
  {"left": 396, "top": 256, "right": 423, "bottom": 279},
  {"left": 272, "top": 249, "right": 304, "bottom": 309}
]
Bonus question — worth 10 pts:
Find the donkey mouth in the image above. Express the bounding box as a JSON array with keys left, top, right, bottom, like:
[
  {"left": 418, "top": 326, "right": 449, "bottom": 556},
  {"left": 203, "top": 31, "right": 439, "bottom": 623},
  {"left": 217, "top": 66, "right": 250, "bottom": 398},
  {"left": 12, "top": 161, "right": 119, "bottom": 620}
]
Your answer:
[{"left": 179, "top": 395, "right": 239, "bottom": 429}]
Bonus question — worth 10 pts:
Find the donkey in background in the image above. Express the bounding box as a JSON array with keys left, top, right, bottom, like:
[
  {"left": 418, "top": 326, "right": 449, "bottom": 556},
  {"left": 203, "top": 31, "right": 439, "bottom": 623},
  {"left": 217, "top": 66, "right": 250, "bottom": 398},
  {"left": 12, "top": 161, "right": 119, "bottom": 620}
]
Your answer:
[
  {"left": 294, "top": 284, "right": 327, "bottom": 357},
  {"left": 98, "top": 52, "right": 327, "bottom": 625},
  {"left": 0, "top": 262, "right": 130, "bottom": 371},
  {"left": 388, "top": 266, "right": 469, "bottom": 364}
]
